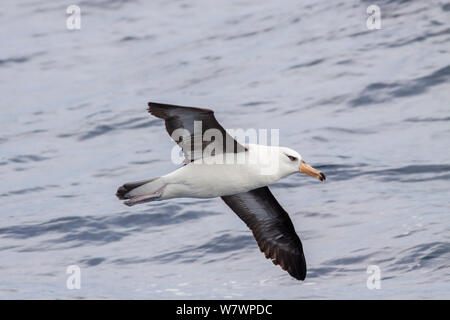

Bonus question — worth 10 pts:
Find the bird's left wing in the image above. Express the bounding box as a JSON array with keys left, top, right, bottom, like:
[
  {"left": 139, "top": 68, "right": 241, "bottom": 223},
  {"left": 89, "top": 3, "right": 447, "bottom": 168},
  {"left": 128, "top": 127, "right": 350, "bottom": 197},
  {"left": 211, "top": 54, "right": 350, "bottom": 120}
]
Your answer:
[
  {"left": 148, "top": 102, "right": 247, "bottom": 163},
  {"left": 221, "top": 186, "right": 307, "bottom": 280}
]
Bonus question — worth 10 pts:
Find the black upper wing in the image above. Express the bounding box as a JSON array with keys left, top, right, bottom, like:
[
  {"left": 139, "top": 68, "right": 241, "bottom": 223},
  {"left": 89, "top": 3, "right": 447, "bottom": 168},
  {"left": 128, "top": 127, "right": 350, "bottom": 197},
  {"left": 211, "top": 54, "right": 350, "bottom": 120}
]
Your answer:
[
  {"left": 221, "top": 186, "right": 307, "bottom": 280},
  {"left": 148, "top": 102, "right": 247, "bottom": 163}
]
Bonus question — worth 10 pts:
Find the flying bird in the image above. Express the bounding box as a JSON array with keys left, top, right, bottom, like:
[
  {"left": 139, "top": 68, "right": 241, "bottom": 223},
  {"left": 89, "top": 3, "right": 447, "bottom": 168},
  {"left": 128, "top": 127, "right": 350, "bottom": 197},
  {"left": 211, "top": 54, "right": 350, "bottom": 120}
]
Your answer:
[{"left": 116, "top": 102, "right": 326, "bottom": 280}]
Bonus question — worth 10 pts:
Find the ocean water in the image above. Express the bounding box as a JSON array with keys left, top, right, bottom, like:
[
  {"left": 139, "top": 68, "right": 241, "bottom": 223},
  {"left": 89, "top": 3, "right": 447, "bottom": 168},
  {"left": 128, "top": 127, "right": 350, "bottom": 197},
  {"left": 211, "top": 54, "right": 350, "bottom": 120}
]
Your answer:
[{"left": 1, "top": 0, "right": 449, "bottom": 299}]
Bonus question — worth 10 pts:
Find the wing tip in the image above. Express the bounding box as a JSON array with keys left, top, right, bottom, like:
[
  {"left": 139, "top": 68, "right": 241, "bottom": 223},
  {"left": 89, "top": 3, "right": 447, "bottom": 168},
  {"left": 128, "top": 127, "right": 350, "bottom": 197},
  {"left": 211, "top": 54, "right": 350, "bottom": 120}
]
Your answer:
[
  {"left": 277, "top": 254, "right": 307, "bottom": 281},
  {"left": 258, "top": 238, "right": 307, "bottom": 281},
  {"left": 147, "top": 101, "right": 214, "bottom": 116},
  {"left": 147, "top": 102, "right": 170, "bottom": 118},
  {"left": 147, "top": 101, "right": 157, "bottom": 114},
  {"left": 289, "top": 261, "right": 307, "bottom": 281}
]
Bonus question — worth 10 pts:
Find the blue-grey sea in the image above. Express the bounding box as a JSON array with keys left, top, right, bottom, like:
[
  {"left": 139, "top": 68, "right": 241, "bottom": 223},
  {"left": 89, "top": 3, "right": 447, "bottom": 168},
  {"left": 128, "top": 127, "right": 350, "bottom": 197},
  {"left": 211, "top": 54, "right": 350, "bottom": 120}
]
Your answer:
[{"left": 1, "top": 0, "right": 449, "bottom": 299}]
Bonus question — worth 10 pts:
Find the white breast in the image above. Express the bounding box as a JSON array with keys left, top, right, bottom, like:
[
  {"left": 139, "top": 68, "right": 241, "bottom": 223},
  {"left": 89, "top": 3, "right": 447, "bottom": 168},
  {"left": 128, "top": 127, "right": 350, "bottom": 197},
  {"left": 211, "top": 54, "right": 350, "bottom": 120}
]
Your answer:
[{"left": 161, "top": 144, "right": 285, "bottom": 199}]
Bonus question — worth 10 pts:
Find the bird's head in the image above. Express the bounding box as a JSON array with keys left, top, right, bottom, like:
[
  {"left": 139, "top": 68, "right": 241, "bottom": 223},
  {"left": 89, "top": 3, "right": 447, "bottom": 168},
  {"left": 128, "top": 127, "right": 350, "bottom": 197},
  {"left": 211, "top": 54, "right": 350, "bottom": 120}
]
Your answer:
[{"left": 278, "top": 147, "right": 326, "bottom": 182}]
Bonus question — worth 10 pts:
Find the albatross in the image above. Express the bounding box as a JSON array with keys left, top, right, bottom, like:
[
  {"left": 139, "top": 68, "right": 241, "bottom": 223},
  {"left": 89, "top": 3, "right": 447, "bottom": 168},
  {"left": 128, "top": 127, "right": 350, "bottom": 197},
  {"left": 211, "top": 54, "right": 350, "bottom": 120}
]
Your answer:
[{"left": 116, "top": 102, "right": 326, "bottom": 281}]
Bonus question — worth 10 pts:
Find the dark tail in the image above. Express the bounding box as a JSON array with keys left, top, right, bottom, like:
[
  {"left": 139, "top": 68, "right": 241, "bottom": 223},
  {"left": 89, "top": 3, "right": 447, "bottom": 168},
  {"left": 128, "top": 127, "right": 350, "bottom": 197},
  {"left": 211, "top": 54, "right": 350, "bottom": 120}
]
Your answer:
[{"left": 116, "top": 178, "right": 156, "bottom": 200}]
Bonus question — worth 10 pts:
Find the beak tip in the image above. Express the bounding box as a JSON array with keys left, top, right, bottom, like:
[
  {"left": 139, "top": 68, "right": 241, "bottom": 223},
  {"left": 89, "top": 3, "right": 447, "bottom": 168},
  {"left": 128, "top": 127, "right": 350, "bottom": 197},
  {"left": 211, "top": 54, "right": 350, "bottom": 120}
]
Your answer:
[{"left": 319, "top": 172, "right": 326, "bottom": 182}]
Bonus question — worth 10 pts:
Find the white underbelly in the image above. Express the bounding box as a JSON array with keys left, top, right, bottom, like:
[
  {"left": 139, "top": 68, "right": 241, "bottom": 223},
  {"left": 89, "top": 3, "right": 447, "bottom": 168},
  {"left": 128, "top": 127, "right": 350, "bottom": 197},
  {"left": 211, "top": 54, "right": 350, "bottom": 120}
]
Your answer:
[{"left": 162, "top": 156, "right": 279, "bottom": 199}]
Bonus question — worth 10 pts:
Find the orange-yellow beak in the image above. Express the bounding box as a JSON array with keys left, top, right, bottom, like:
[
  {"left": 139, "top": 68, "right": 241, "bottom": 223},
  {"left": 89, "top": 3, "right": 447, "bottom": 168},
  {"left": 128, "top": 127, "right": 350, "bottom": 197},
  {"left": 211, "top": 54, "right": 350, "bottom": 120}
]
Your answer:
[{"left": 300, "top": 160, "right": 326, "bottom": 182}]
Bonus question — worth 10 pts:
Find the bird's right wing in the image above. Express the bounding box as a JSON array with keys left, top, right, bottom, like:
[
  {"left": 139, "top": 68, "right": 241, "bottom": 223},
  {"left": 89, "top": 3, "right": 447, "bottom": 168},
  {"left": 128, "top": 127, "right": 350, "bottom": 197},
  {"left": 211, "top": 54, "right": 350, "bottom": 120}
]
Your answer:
[
  {"left": 148, "top": 102, "right": 247, "bottom": 163},
  {"left": 221, "top": 186, "right": 307, "bottom": 280}
]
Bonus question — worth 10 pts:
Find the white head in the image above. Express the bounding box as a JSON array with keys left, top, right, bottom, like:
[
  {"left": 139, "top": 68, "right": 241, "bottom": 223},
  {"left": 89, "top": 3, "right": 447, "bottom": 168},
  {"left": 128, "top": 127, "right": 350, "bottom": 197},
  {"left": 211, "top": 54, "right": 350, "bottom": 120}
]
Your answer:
[{"left": 277, "top": 146, "right": 326, "bottom": 181}]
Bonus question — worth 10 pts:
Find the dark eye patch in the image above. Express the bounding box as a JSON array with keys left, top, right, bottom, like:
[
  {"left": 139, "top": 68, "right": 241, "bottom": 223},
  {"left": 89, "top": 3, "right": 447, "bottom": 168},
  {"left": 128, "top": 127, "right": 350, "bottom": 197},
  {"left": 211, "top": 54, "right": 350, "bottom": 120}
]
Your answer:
[{"left": 287, "top": 155, "right": 297, "bottom": 161}]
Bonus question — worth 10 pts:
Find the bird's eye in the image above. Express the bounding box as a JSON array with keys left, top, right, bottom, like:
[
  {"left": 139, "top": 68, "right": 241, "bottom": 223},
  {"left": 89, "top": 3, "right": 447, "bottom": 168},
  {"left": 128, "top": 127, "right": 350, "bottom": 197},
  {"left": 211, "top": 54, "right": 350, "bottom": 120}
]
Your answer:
[{"left": 287, "top": 155, "right": 297, "bottom": 161}]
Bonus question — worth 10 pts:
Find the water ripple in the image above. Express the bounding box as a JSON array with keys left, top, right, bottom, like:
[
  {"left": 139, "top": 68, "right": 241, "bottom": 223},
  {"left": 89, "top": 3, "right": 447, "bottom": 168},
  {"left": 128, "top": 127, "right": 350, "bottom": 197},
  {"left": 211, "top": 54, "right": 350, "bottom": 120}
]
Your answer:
[
  {"left": 350, "top": 65, "right": 450, "bottom": 107},
  {"left": 150, "top": 233, "right": 256, "bottom": 264}
]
